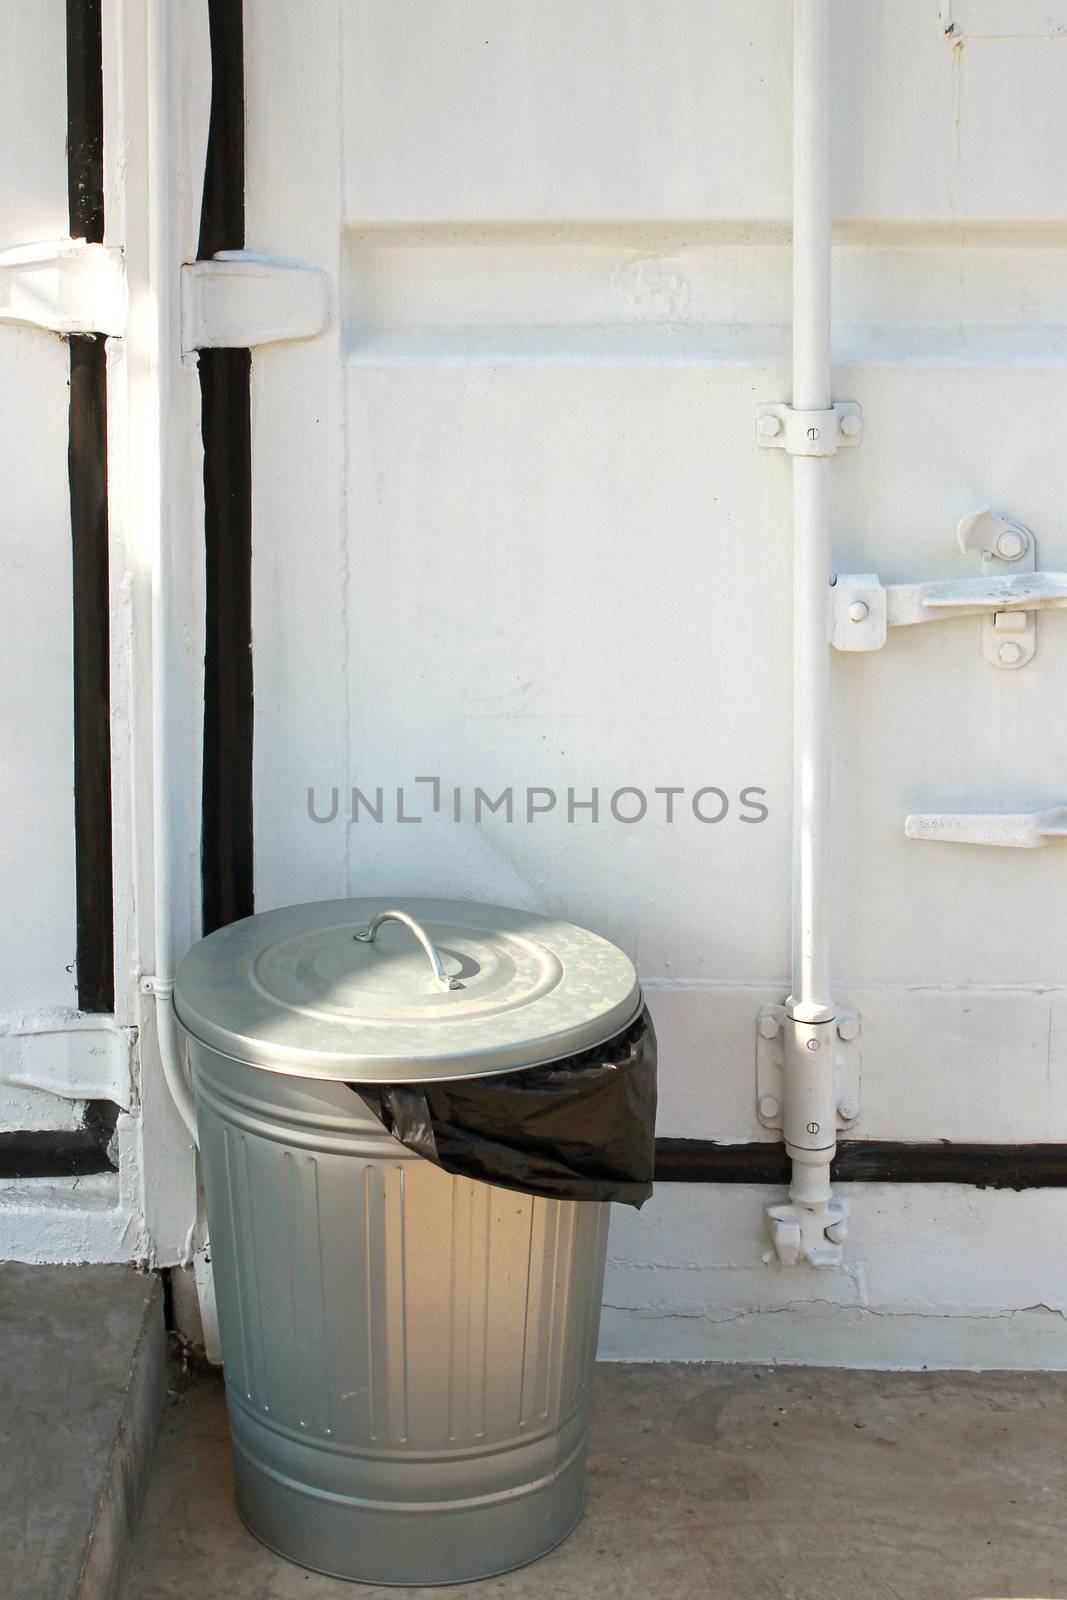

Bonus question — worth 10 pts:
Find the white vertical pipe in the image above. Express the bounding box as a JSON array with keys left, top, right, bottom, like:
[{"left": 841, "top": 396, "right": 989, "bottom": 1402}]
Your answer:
[
  {"left": 783, "top": 0, "right": 837, "bottom": 1215},
  {"left": 790, "top": 0, "right": 834, "bottom": 1025},
  {"left": 140, "top": 2, "right": 200, "bottom": 1143}
]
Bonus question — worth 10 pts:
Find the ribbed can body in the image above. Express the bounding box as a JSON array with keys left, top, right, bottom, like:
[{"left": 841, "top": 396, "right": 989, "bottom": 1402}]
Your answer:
[{"left": 191, "top": 1041, "right": 610, "bottom": 1585}]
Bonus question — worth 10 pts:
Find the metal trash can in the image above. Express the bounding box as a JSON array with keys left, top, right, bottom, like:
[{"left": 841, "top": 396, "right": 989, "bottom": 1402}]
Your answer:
[{"left": 174, "top": 896, "right": 648, "bottom": 1586}]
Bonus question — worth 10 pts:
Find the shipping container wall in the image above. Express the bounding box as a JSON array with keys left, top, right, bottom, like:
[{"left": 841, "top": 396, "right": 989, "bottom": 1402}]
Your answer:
[
  {"left": 1, "top": 0, "right": 1065, "bottom": 1366},
  {"left": 244, "top": 0, "right": 1067, "bottom": 1366}
]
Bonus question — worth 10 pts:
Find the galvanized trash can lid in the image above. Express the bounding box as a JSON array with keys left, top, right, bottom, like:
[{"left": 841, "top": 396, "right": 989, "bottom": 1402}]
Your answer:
[{"left": 173, "top": 896, "right": 641, "bottom": 1083}]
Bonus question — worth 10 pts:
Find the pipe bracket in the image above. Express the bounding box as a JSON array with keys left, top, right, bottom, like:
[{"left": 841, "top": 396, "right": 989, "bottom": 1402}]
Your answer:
[
  {"left": 756, "top": 1004, "right": 862, "bottom": 1135},
  {"left": 755, "top": 401, "right": 863, "bottom": 457}
]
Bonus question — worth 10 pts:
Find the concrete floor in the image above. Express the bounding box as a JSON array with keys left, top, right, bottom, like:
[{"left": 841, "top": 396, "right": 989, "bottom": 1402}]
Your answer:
[
  {"left": 123, "top": 1361, "right": 1067, "bottom": 1600},
  {"left": 0, "top": 1264, "right": 166, "bottom": 1600}
]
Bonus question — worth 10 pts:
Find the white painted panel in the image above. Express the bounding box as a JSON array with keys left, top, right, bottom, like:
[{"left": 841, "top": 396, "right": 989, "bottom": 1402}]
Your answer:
[
  {"left": 602, "top": 1184, "right": 1067, "bottom": 1367},
  {"left": 245, "top": 0, "right": 1067, "bottom": 1360},
  {"left": 942, "top": 1, "right": 1067, "bottom": 38},
  {"left": 0, "top": 0, "right": 68, "bottom": 245},
  {"left": 338, "top": 360, "right": 790, "bottom": 978},
  {"left": 246, "top": 0, "right": 348, "bottom": 916},
  {"left": 346, "top": 223, "right": 1067, "bottom": 366},
  {"left": 834, "top": 1, "right": 1067, "bottom": 223},
  {"left": 832, "top": 363, "right": 1067, "bottom": 988},
  {"left": 0, "top": 327, "right": 78, "bottom": 1014},
  {"left": 651, "top": 982, "right": 1067, "bottom": 1143},
  {"left": 341, "top": 1, "right": 790, "bottom": 223},
  {"left": 340, "top": 2, "right": 1067, "bottom": 225},
  {"left": 0, "top": 1, "right": 77, "bottom": 1019}
]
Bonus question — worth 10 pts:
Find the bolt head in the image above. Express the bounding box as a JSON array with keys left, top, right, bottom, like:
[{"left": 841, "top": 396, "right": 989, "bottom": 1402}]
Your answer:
[
  {"left": 838, "top": 1095, "right": 861, "bottom": 1122},
  {"left": 995, "top": 528, "right": 1027, "bottom": 561},
  {"left": 839, "top": 413, "right": 862, "bottom": 439},
  {"left": 848, "top": 600, "right": 870, "bottom": 624},
  {"left": 758, "top": 1014, "right": 781, "bottom": 1039},
  {"left": 997, "top": 640, "right": 1023, "bottom": 666},
  {"left": 758, "top": 413, "right": 782, "bottom": 438},
  {"left": 758, "top": 1094, "right": 781, "bottom": 1120}
]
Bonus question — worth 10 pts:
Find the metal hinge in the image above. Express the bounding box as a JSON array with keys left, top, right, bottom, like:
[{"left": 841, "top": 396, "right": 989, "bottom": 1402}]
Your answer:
[
  {"left": 0, "top": 241, "right": 332, "bottom": 357},
  {"left": 180, "top": 250, "right": 330, "bottom": 352},
  {"left": 832, "top": 510, "right": 1066, "bottom": 668},
  {"left": 0, "top": 239, "right": 125, "bottom": 336},
  {"left": 755, "top": 401, "right": 863, "bottom": 457}
]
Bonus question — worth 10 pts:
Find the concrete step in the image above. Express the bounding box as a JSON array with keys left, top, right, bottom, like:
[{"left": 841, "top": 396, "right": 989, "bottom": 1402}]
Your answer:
[{"left": 0, "top": 1264, "right": 167, "bottom": 1600}]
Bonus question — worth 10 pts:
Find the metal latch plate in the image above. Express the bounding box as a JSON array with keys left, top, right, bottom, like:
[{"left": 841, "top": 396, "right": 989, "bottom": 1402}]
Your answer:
[{"left": 905, "top": 806, "right": 1067, "bottom": 848}]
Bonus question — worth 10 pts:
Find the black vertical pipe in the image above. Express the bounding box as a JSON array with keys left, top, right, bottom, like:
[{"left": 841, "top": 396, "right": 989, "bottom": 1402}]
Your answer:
[{"left": 199, "top": 0, "right": 254, "bottom": 935}]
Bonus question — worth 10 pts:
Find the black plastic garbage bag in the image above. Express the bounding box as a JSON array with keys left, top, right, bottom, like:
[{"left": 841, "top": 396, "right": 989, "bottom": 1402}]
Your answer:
[{"left": 355, "top": 1005, "right": 656, "bottom": 1207}]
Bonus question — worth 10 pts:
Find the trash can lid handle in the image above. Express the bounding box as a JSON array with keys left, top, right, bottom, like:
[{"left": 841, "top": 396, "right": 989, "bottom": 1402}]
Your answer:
[{"left": 353, "top": 910, "right": 463, "bottom": 993}]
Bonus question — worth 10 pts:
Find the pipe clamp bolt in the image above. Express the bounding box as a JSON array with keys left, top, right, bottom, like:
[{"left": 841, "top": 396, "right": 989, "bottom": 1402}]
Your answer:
[
  {"left": 995, "top": 528, "right": 1027, "bottom": 561},
  {"left": 848, "top": 600, "right": 870, "bottom": 623}
]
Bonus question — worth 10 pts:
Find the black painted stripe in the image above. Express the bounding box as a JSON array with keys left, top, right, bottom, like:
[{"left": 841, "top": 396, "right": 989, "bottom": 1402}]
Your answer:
[
  {"left": 654, "top": 1138, "right": 1067, "bottom": 1190},
  {"left": 66, "top": 0, "right": 114, "bottom": 1013},
  {"left": 199, "top": 0, "right": 254, "bottom": 936},
  {"left": 0, "top": 1102, "right": 118, "bottom": 1180},
  {"left": 198, "top": 0, "right": 245, "bottom": 261},
  {"left": 200, "top": 347, "right": 254, "bottom": 934},
  {"left": 65, "top": 0, "right": 104, "bottom": 243},
  {"left": 68, "top": 334, "right": 114, "bottom": 1012}
]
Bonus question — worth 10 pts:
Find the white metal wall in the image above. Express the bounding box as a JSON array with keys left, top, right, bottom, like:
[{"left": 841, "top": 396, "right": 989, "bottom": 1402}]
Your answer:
[
  {"left": 1, "top": 0, "right": 1064, "bottom": 1366},
  {"left": 0, "top": 3, "right": 79, "bottom": 1085},
  {"left": 0, "top": 1, "right": 126, "bottom": 1247},
  {"left": 244, "top": 0, "right": 1067, "bottom": 1366},
  {"left": 0, "top": 0, "right": 196, "bottom": 1267}
]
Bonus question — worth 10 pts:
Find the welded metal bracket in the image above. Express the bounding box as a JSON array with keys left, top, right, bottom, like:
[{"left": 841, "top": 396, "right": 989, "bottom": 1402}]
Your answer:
[
  {"left": 765, "top": 1196, "right": 848, "bottom": 1268},
  {"left": 0, "top": 1013, "right": 134, "bottom": 1107},
  {"left": 755, "top": 400, "right": 863, "bottom": 457},
  {"left": 832, "top": 510, "right": 1067, "bottom": 668},
  {"left": 755, "top": 1005, "right": 862, "bottom": 1132},
  {"left": 0, "top": 239, "right": 125, "bottom": 336},
  {"left": 181, "top": 250, "right": 330, "bottom": 352},
  {"left": 905, "top": 805, "right": 1067, "bottom": 848}
]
